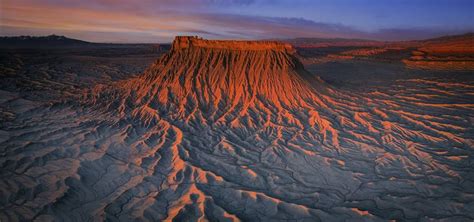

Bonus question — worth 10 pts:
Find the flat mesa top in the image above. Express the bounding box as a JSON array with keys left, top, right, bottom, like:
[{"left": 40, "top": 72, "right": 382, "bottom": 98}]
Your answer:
[{"left": 171, "top": 36, "right": 295, "bottom": 53}]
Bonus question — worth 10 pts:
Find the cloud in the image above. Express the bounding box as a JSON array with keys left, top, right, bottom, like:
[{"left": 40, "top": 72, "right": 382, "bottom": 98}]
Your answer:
[{"left": 1, "top": 0, "right": 472, "bottom": 42}]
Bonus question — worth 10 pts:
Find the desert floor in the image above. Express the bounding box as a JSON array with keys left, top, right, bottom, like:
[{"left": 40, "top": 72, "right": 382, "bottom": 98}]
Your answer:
[{"left": 1, "top": 44, "right": 473, "bottom": 221}]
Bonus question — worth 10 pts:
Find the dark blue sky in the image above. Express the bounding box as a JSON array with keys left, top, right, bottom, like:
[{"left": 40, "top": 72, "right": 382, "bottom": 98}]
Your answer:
[
  {"left": 226, "top": 0, "right": 473, "bottom": 30},
  {"left": 1, "top": 0, "right": 473, "bottom": 42}
]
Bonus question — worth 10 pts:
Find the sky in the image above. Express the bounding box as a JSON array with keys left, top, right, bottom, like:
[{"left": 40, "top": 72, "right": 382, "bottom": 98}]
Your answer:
[{"left": 1, "top": 0, "right": 473, "bottom": 43}]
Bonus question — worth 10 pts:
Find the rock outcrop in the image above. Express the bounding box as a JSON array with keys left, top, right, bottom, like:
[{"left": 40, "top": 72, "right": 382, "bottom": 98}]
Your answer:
[
  {"left": 91, "top": 36, "right": 327, "bottom": 123},
  {"left": 171, "top": 36, "right": 296, "bottom": 53}
]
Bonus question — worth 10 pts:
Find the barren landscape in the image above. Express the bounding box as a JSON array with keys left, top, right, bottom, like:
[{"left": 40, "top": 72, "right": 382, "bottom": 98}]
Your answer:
[{"left": 0, "top": 34, "right": 473, "bottom": 221}]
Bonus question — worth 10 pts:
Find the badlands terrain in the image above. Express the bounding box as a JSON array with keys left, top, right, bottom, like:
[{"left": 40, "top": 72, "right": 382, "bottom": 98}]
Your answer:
[{"left": 1, "top": 35, "right": 474, "bottom": 221}]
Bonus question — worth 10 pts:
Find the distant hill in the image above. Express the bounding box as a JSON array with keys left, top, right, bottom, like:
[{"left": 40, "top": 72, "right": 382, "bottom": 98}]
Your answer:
[
  {"left": 420, "top": 32, "right": 474, "bottom": 43},
  {"left": 283, "top": 33, "right": 474, "bottom": 48},
  {"left": 282, "top": 37, "right": 384, "bottom": 48},
  {"left": 0, "top": 35, "right": 91, "bottom": 47}
]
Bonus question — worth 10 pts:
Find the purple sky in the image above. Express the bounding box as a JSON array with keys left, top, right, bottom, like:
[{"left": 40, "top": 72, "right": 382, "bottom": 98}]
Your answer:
[{"left": 1, "top": 0, "right": 473, "bottom": 43}]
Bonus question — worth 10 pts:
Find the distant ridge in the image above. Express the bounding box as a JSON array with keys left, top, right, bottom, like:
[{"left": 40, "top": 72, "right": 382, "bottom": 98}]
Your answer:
[
  {"left": 420, "top": 32, "right": 474, "bottom": 42},
  {"left": 282, "top": 32, "right": 474, "bottom": 48},
  {"left": 2, "top": 33, "right": 471, "bottom": 48},
  {"left": 282, "top": 37, "right": 385, "bottom": 48},
  {"left": 0, "top": 35, "right": 90, "bottom": 47}
]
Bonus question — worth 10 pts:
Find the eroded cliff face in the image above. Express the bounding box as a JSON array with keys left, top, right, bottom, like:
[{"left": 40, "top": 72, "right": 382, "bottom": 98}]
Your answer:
[
  {"left": 171, "top": 36, "right": 296, "bottom": 53},
  {"left": 2, "top": 37, "right": 474, "bottom": 221},
  {"left": 91, "top": 36, "right": 329, "bottom": 125}
]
